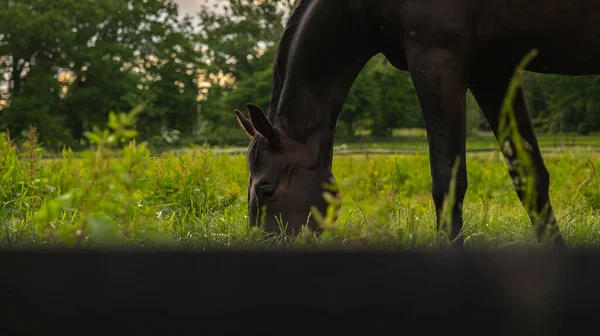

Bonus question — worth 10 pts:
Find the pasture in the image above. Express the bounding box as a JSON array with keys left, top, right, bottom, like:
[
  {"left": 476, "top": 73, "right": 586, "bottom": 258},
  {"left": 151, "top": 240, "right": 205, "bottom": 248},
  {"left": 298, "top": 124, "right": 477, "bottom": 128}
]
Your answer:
[
  {"left": 5, "top": 2, "right": 600, "bottom": 332},
  {"left": 2, "top": 126, "right": 600, "bottom": 249}
]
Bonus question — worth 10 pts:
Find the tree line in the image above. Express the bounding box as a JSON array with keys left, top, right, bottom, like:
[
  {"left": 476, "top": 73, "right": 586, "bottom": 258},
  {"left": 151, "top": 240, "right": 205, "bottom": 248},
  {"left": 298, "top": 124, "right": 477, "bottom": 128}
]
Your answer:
[{"left": 1, "top": 0, "right": 599, "bottom": 150}]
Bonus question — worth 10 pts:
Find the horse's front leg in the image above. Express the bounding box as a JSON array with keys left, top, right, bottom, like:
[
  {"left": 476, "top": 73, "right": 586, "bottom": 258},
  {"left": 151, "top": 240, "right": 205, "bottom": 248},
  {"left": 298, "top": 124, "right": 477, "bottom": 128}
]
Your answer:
[{"left": 405, "top": 44, "right": 469, "bottom": 247}]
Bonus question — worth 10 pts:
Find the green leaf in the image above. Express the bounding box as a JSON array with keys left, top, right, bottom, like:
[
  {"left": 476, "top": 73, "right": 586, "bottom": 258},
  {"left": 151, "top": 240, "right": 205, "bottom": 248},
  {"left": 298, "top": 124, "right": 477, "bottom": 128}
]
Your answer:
[
  {"left": 35, "top": 192, "right": 74, "bottom": 224},
  {"left": 59, "top": 225, "right": 81, "bottom": 248},
  {"left": 142, "top": 228, "right": 178, "bottom": 248},
  {"left": 84, "top": 131, "right": 104, "bottom": 146},
  {"left": 107, "top": 111, "right": 119, "bottom": 131},
  {"left": 85, "top": 214, "right": 119, "bottom": 246},
  {"left": 129, "top": 104, "right": 145, "bottom": 119}
]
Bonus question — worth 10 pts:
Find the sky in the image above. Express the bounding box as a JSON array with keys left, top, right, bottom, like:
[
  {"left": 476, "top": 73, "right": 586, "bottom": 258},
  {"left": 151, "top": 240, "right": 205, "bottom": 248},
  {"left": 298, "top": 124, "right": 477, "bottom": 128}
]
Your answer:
[
  {"left": 175, "top": 0, "right": 221, "bottom": 18},
  {"left": 175, "top": 0, "right": 202, "bottom": 17}
]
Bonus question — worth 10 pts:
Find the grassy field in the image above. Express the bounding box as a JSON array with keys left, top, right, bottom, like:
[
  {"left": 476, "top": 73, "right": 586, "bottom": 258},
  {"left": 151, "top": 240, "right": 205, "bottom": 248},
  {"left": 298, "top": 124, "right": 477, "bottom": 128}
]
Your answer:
[
  {"left": 2, "top": 126, "right": 600, "bottom": 250},
  {"left": 94, "top": 127, "right": 600, "bottom": 156},
  {"left": 333, "top": 130, "right": 600, "bottom": 152},
  {"left": 168, "top": 128, "right": 600, "bottom": 155}
]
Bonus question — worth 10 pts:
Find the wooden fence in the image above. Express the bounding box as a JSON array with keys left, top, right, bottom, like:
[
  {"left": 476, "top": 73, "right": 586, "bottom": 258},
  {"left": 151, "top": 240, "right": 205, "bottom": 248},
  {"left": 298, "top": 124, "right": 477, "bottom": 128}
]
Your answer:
[{"left": 1, "top": 248, "right": 600, "bottom": 335}]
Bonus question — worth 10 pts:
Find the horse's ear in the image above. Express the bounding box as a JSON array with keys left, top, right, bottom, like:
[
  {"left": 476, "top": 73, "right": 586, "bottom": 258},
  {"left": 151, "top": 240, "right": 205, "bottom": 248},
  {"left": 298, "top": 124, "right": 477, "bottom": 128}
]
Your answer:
[
  {"left": 234, "top": 109, "right": 256, "bottom": 138},
  {"left": 246, "top": 103, "right": 278, "bottom": 144}
]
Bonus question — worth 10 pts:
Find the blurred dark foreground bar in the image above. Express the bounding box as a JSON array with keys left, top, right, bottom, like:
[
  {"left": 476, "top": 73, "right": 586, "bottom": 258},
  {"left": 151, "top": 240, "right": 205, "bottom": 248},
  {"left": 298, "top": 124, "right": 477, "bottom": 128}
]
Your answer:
[{"left": 0, "top": 248, "right": 599, "bottom": 335}]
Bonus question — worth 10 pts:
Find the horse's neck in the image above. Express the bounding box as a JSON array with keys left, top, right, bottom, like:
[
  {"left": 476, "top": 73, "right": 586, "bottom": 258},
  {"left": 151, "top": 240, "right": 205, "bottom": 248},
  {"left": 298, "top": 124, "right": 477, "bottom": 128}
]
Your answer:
[{"left": 273, "top": 0, "right": 378, "bottom": 153}]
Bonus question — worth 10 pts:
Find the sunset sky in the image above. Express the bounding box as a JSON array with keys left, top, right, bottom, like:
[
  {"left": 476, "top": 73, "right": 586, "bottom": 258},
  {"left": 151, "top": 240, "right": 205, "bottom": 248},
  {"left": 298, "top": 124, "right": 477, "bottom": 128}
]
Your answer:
[
  {"left": 175, "top": 0, "right": 202, "bottom": 16},
  {"left": 176, "top": 0, "right": 220, "bottom": 18}
]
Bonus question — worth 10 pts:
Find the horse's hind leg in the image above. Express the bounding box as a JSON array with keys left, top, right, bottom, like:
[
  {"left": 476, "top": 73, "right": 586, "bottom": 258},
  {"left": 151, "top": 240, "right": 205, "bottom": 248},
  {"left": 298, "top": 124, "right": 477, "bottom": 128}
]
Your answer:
[
  {"left": 470, "top": 73, "right": 566, "bottom": 247},
  {"left": 405, "top": 44, "right": 469, "bottom": 247}
]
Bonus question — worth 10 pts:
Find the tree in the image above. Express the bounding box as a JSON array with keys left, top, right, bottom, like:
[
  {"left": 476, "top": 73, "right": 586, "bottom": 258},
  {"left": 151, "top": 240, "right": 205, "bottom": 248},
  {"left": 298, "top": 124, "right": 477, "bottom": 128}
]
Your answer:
[
  {"left": 524, "top": 73, "right": 600, "bottom": 135},
  {"left": 0, "top": 0, "right": 203, "bottom": 146},
  {"left": 192, "top": 0, "right": 297, "bottom": 134}
]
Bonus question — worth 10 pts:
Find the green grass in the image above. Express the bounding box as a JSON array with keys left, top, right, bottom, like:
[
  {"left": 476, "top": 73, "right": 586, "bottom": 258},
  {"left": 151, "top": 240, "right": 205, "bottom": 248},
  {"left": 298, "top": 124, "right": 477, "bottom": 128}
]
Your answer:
[
  {"left": 5, "top": 51, "right": 597, "bottom": 250},
  {"left": 2, "top": 123, "right": 600, "bottom": 250}
]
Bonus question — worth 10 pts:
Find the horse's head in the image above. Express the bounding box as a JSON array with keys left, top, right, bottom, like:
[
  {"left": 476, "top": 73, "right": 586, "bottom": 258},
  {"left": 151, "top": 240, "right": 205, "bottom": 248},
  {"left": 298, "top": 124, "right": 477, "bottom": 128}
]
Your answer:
[{"left": 234, "top": 103, "right": 334, "bottom": 236}]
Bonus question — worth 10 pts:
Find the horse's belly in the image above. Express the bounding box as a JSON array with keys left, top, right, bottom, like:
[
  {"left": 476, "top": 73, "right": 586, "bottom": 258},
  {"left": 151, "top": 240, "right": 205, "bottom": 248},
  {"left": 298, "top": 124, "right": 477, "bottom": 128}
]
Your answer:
[
  {"left": 474, "top": 35, "right": 600, "bottom": 76},
  {"left": 517, "top": 37, "right": 600, "bottom": 75},
  {"left": 526, "top": 54, "right": 600, "bottom": 76}
]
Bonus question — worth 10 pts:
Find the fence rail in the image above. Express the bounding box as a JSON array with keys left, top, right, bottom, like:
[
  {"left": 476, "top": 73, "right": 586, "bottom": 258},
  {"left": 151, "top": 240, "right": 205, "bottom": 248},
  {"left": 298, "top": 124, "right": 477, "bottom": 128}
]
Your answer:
[
  {"left": 2, "top": 249, "right": 600, "bottom": 334},
  {"left": 34, "top": 143, "right": 600, "bottom": 160}
]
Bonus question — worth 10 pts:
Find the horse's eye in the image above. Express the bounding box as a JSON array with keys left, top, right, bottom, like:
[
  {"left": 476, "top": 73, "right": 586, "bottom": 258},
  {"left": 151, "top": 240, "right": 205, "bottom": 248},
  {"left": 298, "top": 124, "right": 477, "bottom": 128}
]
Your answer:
[{"left": 258, "top": 185, "right": 276, "bottom": 203}]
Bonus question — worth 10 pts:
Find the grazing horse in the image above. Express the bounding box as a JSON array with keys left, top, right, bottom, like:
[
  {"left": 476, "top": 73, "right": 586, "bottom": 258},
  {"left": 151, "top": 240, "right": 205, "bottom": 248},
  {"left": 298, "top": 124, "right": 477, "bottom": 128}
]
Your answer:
[{"left": 234, "top": 0, "right": 600, "bottom": 247}]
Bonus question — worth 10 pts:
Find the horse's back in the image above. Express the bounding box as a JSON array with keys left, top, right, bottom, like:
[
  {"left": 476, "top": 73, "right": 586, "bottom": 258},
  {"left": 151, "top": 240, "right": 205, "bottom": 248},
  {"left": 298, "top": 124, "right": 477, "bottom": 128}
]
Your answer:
[
  {"left": 369, "top": 0, "right": 600, "bottom": 75},
  {"left": 473, "top": 0, "right": 600, "bottom": 75}
]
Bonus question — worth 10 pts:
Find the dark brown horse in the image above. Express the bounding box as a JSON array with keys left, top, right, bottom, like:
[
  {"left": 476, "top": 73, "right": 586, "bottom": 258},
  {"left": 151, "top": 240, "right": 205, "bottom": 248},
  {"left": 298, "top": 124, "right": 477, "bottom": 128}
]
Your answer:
[{"left": 234, "top": 0, "right": 600, "bottom": 247}]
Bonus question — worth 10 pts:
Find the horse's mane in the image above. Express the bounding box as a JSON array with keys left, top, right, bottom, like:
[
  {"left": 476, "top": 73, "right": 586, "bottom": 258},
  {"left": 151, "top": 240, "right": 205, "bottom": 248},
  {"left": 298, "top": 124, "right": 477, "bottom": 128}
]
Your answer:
[
  {"left": 267, "top": 0, "right": 314, "bottom": 120},
  {"left": 247, "top": 0, "right": 314, "bottom": 173}
]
